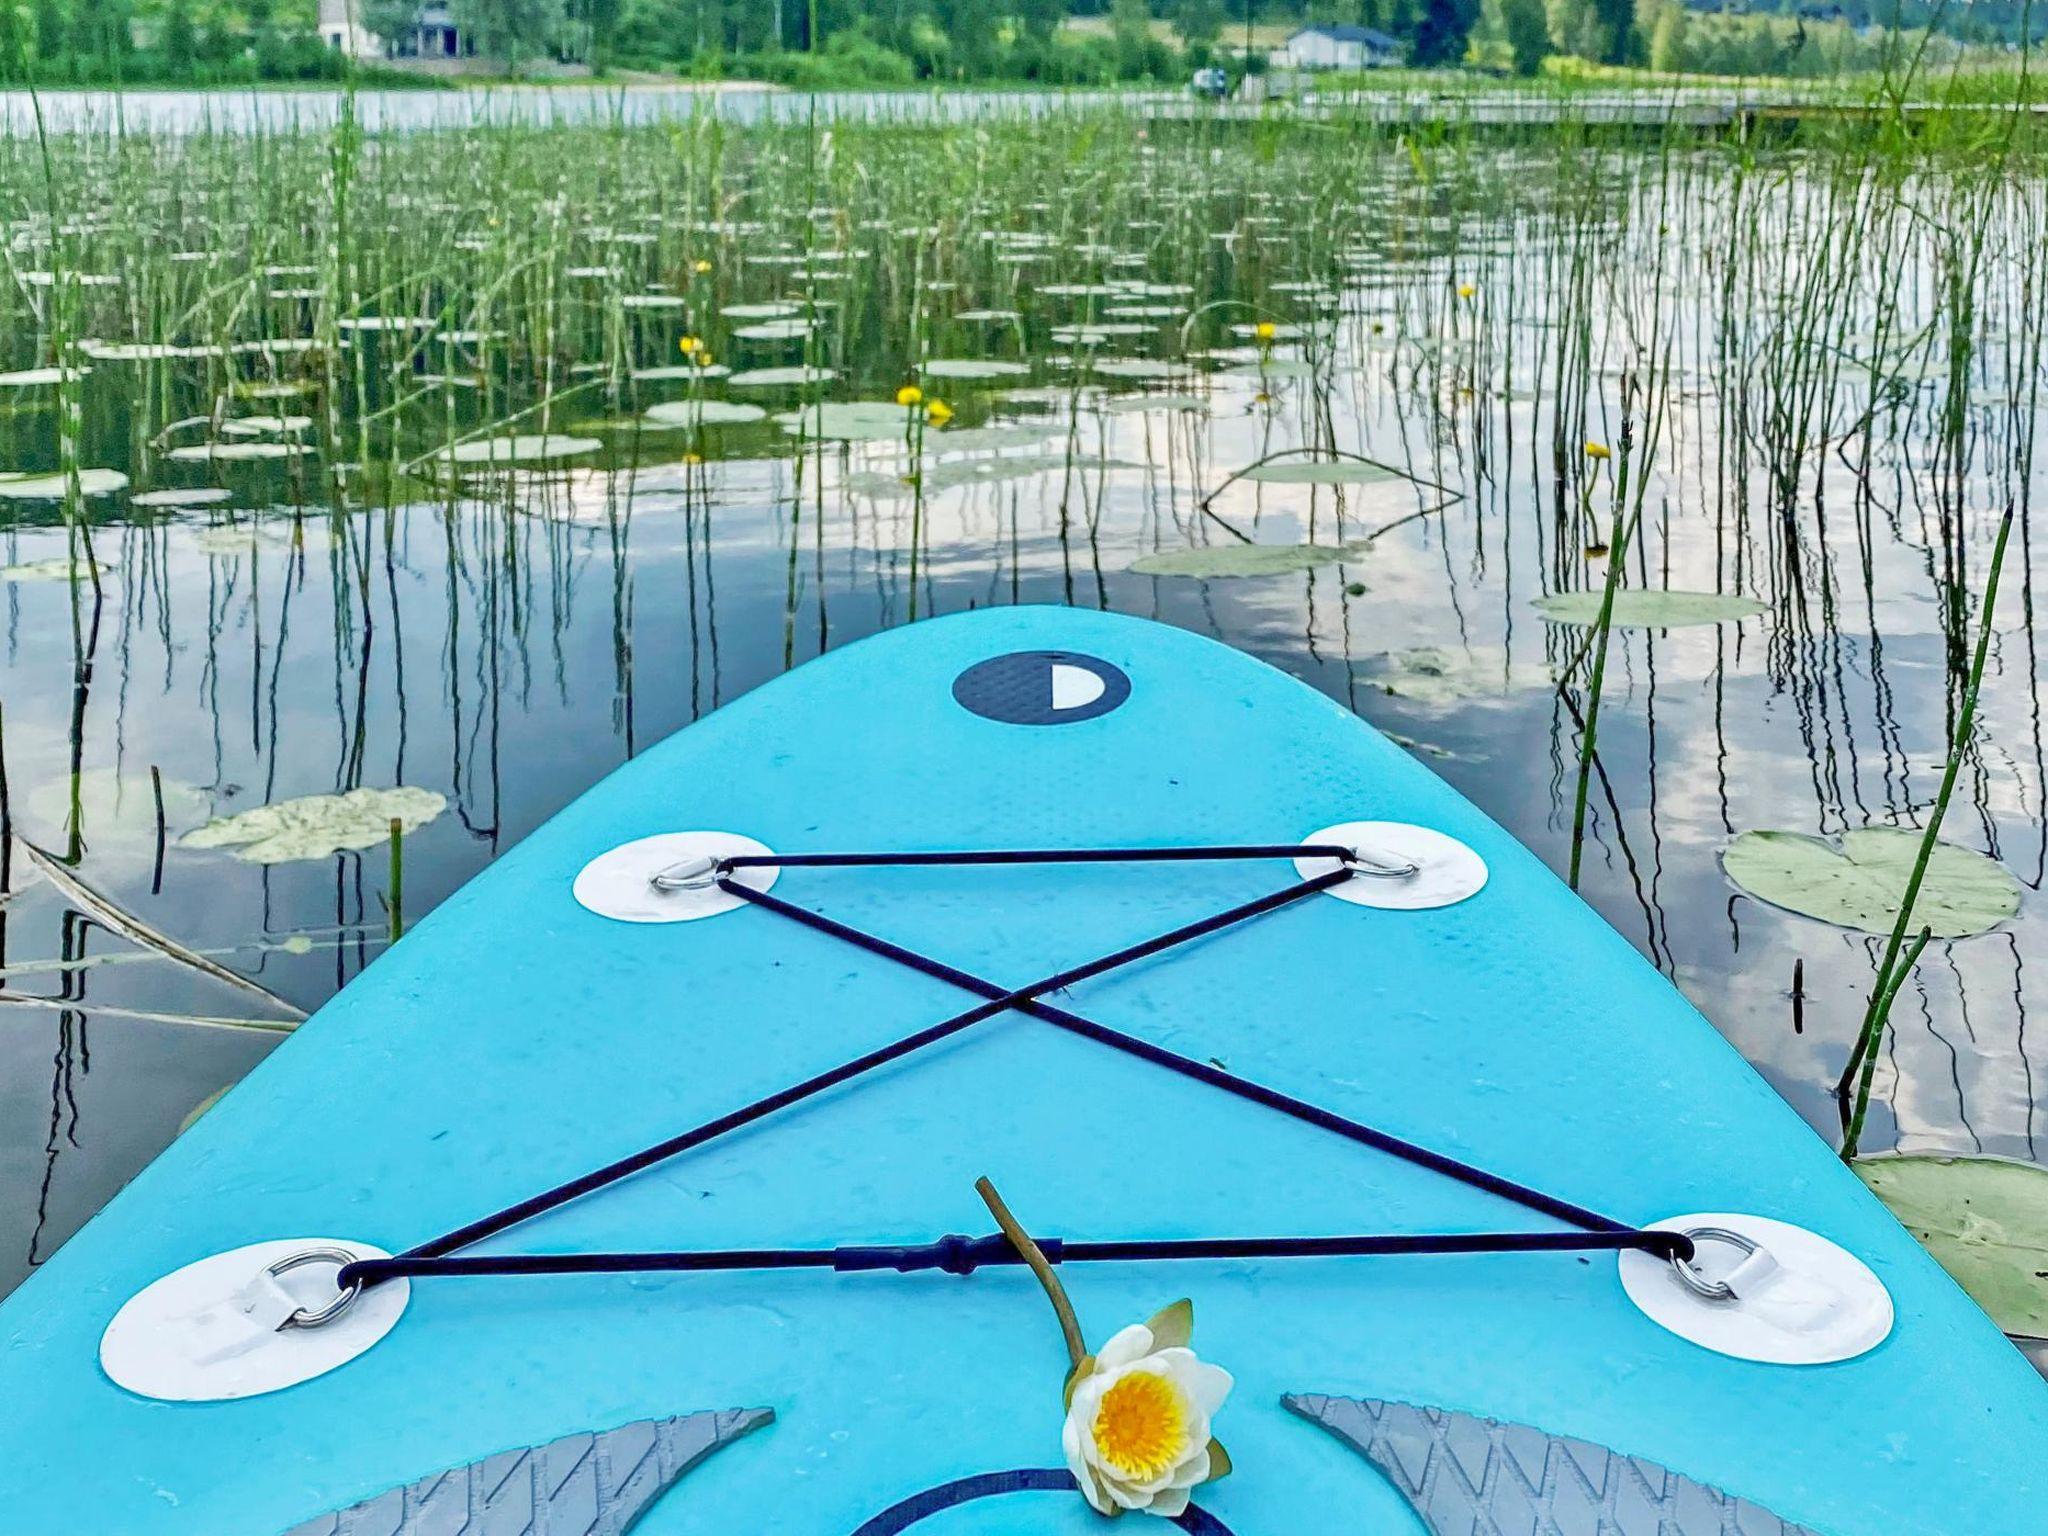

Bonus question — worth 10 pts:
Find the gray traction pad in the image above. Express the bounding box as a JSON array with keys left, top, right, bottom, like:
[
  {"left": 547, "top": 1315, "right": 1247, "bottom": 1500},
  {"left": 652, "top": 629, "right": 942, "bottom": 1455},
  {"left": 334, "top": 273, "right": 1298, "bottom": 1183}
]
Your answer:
[
  {"left": 1284, "top": 1394, "right": 1816, "bottom": 1536},
  {"left": 280, "top": 1406, "right": 773, "bottom": 1536}
]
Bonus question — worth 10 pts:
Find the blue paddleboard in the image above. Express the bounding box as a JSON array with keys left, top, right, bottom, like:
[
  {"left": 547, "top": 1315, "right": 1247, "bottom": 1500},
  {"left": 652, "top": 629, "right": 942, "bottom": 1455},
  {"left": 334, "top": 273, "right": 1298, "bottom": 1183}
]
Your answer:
[{"left": 0, "top": 605, "right": 2042, "bottom": 1534}]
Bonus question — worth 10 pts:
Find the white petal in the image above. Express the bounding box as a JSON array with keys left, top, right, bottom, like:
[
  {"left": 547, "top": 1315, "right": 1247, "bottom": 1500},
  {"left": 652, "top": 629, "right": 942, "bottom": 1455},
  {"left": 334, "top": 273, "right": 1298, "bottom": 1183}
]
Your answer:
[
  {"left": 1103, "top": 1475, "right": 1154, "bottom": 1511},
  {"left": 1094, "top": 1323, "right": 1156, "bottom": 1371},
  {"left": 1169, "top": 1355, "right": 1234, "bottom": 1417},
  {"left": 1167, "top": 1446, "right": 1212, "bottom": 1489},
  {"left": 1066, "top": 1437, "right": 1114, "bottom": 1516},
  {"left": 1066, "top": 1372, "right": 1110, "bottom": 1429},
  {"left": 1148, "top": 1486, "right": 1193, "bottom": 1518}
]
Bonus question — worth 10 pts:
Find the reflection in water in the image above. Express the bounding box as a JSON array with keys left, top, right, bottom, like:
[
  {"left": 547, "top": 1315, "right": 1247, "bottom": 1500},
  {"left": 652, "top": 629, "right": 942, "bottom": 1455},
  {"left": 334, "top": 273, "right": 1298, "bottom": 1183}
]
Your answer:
[{"left": 0, "top": 116, "right": 2044, "bottom": 1300}]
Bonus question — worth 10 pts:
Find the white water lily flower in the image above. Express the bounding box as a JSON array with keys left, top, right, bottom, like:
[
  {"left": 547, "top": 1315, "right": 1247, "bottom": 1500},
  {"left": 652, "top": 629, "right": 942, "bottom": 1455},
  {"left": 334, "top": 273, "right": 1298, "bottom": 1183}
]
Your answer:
[{"left": 1062, "top": 1318, "right": 1233, "bottom": 1517}]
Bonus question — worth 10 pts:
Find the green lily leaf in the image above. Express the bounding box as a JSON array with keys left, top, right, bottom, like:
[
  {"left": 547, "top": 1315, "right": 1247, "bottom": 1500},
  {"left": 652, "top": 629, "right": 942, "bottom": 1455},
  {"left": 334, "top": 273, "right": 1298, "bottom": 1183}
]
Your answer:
[
  {"left": 1723, "top": 827, "right": 2019, "bottom": 938},
  {"left": 1243, "top": 459, "right": 1402, "bottom": 486},
  {"left": 1130, "top": 543, "right": 1362, "bottom": 579},
  {"left": 1856, "top": 1155, "right": 2048, "bottom": 1336},
  {"left": 1532, "top": 589, "right": 1767, "bottom": 628},
  {"left": 183, "top": 786, "right": 446, "bottom": 865}
]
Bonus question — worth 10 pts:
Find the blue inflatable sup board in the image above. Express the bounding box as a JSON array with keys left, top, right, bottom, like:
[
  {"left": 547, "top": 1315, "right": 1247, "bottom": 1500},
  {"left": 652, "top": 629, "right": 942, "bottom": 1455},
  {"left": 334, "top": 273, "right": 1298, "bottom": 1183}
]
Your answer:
[{"left": 1, "top": 605, "right": 2043, "bottom": 1534}]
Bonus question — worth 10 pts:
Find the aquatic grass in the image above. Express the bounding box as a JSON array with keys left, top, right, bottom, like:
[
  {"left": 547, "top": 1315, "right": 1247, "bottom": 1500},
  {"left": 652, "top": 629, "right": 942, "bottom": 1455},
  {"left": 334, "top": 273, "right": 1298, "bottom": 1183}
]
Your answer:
[{"left": 1839, "top": 508, "right": 2016, "bottom": 1160}]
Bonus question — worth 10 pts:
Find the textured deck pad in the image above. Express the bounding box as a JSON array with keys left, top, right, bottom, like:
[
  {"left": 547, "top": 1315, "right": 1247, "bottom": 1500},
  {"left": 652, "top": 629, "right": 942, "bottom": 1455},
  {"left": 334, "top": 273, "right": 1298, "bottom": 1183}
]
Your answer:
[
  {"left": 279, "top": 1407, "right": 772, "bottom": 1536},
  {"left": 1285, "top": 1395, "right": 1811, "bottom": 1536}
]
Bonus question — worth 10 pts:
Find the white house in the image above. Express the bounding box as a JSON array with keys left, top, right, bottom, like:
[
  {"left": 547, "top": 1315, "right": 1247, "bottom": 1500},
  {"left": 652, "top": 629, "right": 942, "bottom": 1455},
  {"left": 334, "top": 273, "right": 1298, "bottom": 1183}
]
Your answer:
[
  {"left": 1270, "top": 24, "right": 1404, "bottom": 70},
  {"left": 317, "top": 0, "right": 382, "bottom": 59},
  {"left": 316, "top": 0, "right": 473, "bottom": 61}
]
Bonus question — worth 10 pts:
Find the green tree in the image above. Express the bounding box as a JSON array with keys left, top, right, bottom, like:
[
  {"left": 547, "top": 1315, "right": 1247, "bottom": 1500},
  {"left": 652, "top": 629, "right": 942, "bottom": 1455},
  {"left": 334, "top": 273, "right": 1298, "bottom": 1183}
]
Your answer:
[
  {"left": 1494, "top": 0, "right": 1549, "bottom": 71},
  {"left": 1645, "top": 0, "right": 1687, "bottom": 67},
  {"left": 164, "top": 0, "right": 199, "bottom": 73},
  {"left": 30, "top": 0, "right": 62, "bottom": 65},
  {"left": 1412, "top": 0, "right": 1479, "bottom": 61},
  {"left": 454, "top": 0, "right": 569, "bottom": 66},
  {"left": 1175, "top": 0, "right": 1225, "bottom": 49}
]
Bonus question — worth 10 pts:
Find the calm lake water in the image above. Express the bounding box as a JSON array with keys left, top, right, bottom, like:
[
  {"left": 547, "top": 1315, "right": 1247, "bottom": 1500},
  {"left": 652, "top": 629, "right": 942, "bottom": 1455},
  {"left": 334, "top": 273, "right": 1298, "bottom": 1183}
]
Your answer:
[{"left": 0, "top": 108, "right": 2042, "bottom": 1302}]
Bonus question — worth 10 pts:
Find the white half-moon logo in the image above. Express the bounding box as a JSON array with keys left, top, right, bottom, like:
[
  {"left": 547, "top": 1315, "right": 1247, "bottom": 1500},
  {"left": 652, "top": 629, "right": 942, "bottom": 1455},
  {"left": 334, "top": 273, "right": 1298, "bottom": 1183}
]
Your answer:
[{"left": 1050, "top": 663, "right": 1107, "bottom": 712}]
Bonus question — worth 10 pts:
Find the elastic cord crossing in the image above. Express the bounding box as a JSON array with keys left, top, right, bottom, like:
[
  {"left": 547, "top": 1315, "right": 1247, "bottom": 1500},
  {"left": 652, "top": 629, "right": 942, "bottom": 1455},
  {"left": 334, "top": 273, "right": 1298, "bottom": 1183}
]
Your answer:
[{"left": 342, "top": 844, "right": 1689, "bottom": 1292}]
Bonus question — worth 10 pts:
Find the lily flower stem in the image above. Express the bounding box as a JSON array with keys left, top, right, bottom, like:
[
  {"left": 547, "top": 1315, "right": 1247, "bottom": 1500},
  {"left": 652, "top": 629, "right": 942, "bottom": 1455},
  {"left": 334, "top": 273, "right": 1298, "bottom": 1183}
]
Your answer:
[{"left": 976, "top": 1176, "right": 1085, "bottom": 1372}]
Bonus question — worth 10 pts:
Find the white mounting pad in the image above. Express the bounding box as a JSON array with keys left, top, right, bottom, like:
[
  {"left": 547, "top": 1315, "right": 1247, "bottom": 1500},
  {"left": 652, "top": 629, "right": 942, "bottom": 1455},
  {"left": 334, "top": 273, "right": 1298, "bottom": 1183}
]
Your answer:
[
  {"left": 572, "top": 831, "right": 777, "bottom": 923},
  {"left": 101, "top": 1238, "right": 409, "bottom": 1401},
  {"left": 1297, "top": 820, "right": 1488, "bottom": 910},
  {"left": 1619, "top": 1212, "right": 1893, "bottom": 1365}
]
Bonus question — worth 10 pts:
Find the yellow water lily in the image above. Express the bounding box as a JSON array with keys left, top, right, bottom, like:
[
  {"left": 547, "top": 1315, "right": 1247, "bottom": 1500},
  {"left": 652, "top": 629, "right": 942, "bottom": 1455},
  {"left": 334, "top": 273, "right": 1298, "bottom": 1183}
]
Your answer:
[
  {"left": 926, "top": 398, "right": 954, "bottom": 426},
  {"left": 693, "top": 259, "right": 713, "bottom": 275},
  {"left": 678, "top": 335, "right": 701, "bottom": 356},
  {"left": 1254, "top": 321, "right": 1276, "bottom": 341},
  {"left": 1457, "top": 283, "right": 1477, "bottom": 299},
  {"left": 1062, "top": 1303, "right": 1232, "bottom": 1519},
  {"left": 695, "top": 351, "right": 715, "bottom": 368},
  {"left": 897, "top": 384, "right": 924, "bottom": 407},
  {"left": 1585, "top": 440, "right": 1612, "bottom": 461}
]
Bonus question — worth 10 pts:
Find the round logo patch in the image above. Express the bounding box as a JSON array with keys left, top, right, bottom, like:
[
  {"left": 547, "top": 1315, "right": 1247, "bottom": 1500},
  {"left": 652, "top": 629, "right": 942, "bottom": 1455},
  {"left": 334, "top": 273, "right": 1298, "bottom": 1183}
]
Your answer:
[{"left": 951, "top": 651, "right": 1130, "bottom": 726}]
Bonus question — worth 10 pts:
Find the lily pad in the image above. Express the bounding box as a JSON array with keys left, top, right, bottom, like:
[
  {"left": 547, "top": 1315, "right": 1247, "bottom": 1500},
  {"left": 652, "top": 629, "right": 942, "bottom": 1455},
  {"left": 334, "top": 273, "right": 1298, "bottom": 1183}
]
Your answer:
[
  {"left": 1855, "top": 1155, "right": 2048, "bottom": 1336},
  {"left": 0, "top": 468, "right": 129, "bottom": 499},
  {"left": 2, "top": 557, "right": 110, "bottom": 582},
  {"left": 1723, "top": 827, "right": 2020, "bottom": 937},
  {"left": 165, "top": 441, "right": 306, "bottom": 462},
  {"left": 442, "top": 434, "right": 601, "bottom": 466},
  {"left": 1104, "top": 393, "right": 1209, "bottom": 414},
  {"left": 1363, "top": 647, "right": 1555, "bottom": 705},
  {"left": 730, "top": 365, "right": 837, "bottom": 389},
  {"left": 0, "top": 367, "right": 87, "bottom": 387},
  {"left": 182, "top": 786, "right": 447, "bottom": 864},
  {"left": 642, "top": 400, "right": 768, "bottom": 428},
  {"left": 1532, "top": 590, "right": 1768, "bottom": 628},
  {"left": 776, "top": 402, "right": 914, "bottom": 441},
  {"left": 132, "top": 487, "right": 234, "bottom": 508},
  {"left": 1244, "top": 459, "right": 1402, "bottom": 486},
  {"left": 919, "top": 359, "right": 1030, "bottom": 380},
  {"left": 1130, "top": 543, "right": 1362, "bottom": 579}
]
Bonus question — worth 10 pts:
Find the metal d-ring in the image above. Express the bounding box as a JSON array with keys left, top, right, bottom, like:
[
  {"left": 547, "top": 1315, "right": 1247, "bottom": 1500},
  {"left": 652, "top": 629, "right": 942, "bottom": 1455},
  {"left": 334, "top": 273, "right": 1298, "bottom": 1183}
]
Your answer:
[
  {"left": 1342, "top": 846, "right": 1420, "bottom": 880},
  {"left": 268, "top": 1246, "right": 365, "bottom": 1331},
  {"left": 648, "top": 854, "right": 724, "bottom": 893},
  {"left": 1669, "top": 1225, "right": 1760, "bottom": 1303}
]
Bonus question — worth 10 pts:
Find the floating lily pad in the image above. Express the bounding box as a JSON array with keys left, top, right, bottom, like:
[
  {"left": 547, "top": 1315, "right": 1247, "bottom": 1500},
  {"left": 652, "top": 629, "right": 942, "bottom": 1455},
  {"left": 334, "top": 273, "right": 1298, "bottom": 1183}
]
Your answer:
[
  {"left": 1723, "top": 828, "right": 2020, "bottom": 937},
  {"left": 722, "top": 302, "right": 803, "bottom": 320},
  {"left": 1532, "top": 590, "right": 1767, "bottom": 628},
  {"left": 923, "top": 453, "right": 1137, "bottom": 491},
  {"left": 1363, "top": 647, "right": 1555, "bottom": 705},
  {"left": 131, "top": 487, "right": 234, "bottom": 508},
  {"left": 182, "top": 786, "right": 447, "bottom": 864},
  {"left": 924, "top": 426, "right": 1056, "bottom": 454},
  {"left": 642, "top": 400, "right": 768, "bottom": 428},
  {"left": 1130, "top": 543, "right": 1361, "bottom": 579},
  {"left": 1220, "top": 359, "right": 1316, "bottom": 381},
  {"left": 0, "top": 366, "right": 87, "bottom": 387},
  {"left": 733, "top": 319, "right": 814, "bottom": 341},
  {"left": 776, "top": 402, "right": 913, "bottom": 441},
  {"left": 1244, "top": 459, "right": 1402, "bottom": 486},
  {"left": 220, "top": 415, "right": 312, "bottom": 437},
  {"left": 165, "top": 441, "right": 307, "bottom": 462},
  {"left": 632, "top": 364, "right": 732, "bottom": 382},
  {"left": 442, "top": 434, "right": 602, "bottom": 466},
  {"left": 1090, "top": 358, "right": 1179, "bottom": 380},
  {"left": 1855, "top": 1156, "right": 2048, "bottom": 1336},
  {"left": 919, "top": 359, "right": 1030, "bottom": 380},
  {"left": 844, "top": 470, "right": 917, "bottom": 499},
  {"left": 1104, "top": 393, "right": 1209, "bottom": 414},
  {"left": 730, "top": 365, "right": 838, "bottom": 389},
  {"left": 953, "top": 308, "right": 1021, "bottom": 323},
  {"left": 0, "top": 468, "right": 129, "bottom": 499},
  {"left": 1, "top": 557, "right": 110, "bottom": 582}
]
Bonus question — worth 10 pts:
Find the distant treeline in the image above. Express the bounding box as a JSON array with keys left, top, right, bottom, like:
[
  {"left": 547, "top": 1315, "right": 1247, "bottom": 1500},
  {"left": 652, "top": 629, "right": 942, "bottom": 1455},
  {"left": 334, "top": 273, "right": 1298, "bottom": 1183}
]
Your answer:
[{"left": 0, "top": 0, "right": 2034, "bottom": 87}]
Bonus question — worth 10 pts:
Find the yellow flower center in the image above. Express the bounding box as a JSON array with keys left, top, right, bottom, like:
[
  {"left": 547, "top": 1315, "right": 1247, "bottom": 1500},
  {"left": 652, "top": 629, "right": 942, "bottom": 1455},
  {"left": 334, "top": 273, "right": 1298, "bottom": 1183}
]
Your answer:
[{"left": 1092, "top": 1370, "right": 1189, "bottom": 1484}]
